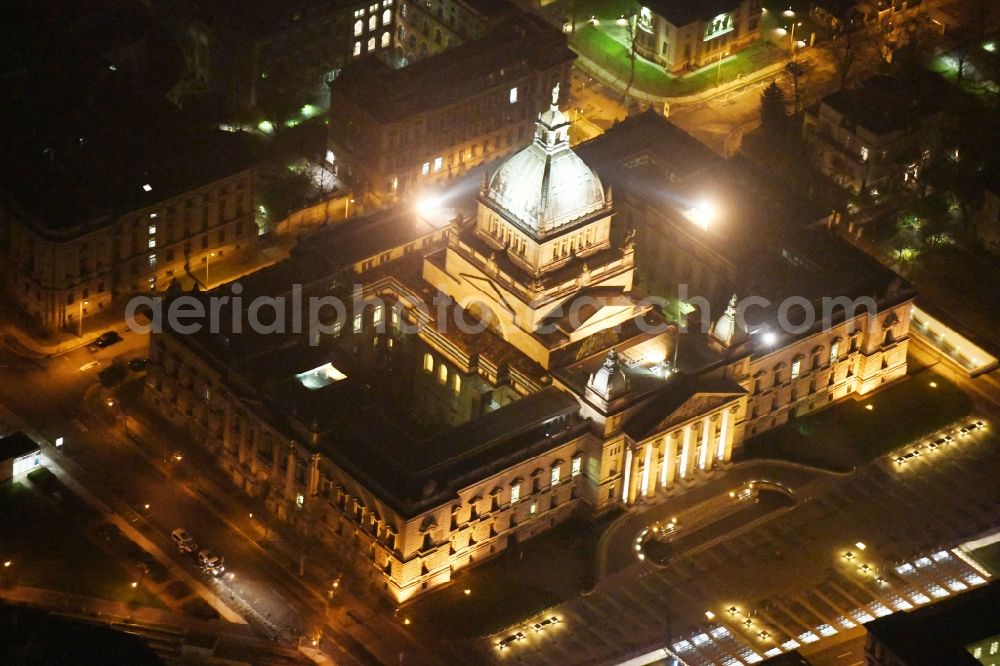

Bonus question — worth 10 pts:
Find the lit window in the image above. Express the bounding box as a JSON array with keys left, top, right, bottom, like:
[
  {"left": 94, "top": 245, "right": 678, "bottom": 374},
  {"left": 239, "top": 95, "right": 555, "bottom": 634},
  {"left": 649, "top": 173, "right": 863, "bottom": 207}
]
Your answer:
[
  {"left": 421, "top": 162, "right": 430, "bottom": 175},
  {"left": 149, "top": 212, "right": 158, "bottom": 219},
  {"left": 369, "top": 15, "right": 377, "bottom": 31},
  {"left": 353, "top": 41, "right": 362, "bottom": 56},
  {"left": 369, "top": 3, "right": 377, "bottom": 11},
  {"left": 367, "top": 37, "right": 375, "bottom": 51},
  {"left": 571, "top": 456, "right": 582, "bottom": 477},
  {"left": 437, "top": 363, "right": 447, "bottom": 385},
  {"left": 423, "top": 352, "right": 433, "bottom": 372},
  {"left": 391, "top": 307, "right": 400, "bottom": 328},
  {"left": 433, "top": 156, "right": 443, "bottom": 172},
  {"left": 830, "top": 340, "right": 840, "bottom": 363},
  {"left": 373, "top": 304, "right": 384, "bottom": 325},
  {"left": 791, "top": 358, "right": 801, "bottom": 379},
  {"left": 381, "top": 31, "right": 390, "bottom": 47},
  {"left": 296, "top": 493, "right": 304, "bottom": 509},
  {"left": 148, "top": 252, "right": 157, "bottom": 268},
  {"left": 860, "top": 146, "right": 869, "bottom": 161},
  {"left": 147, "top": 237, "right": 156, "bottom": 249},
  {"left": 325, "top": 149, "right": 335, "bottom": 163},
  {"left": 354, "top": 19, "right": 363, "bottom": 35},
  {"left": 354, "top": 8, "right": 364, "bottom": 17},
  {"left": 142, "top": 183, "right": 152, "bottom": 192},
  {"left": 451, "top": 373, "right": 461, "bottom": 394},
  {"left": 529, "top": 501, "right": 537, "bottom": 515},
  {"left": 509, "top": 86, "right": 518, "bottom": 104},
  {"left": 353, "top": 312, "right": 362, "bottom": 332},
  {"left": 510, "top": 483, "right": 520, "bottom": 504},
  {"left": 550, "top": 465, "right": 561, "bottom": 485},
  {"left": 383, "top": 8, "right": 391, "bottom": 24},
  {"left": 148, "top": 224, "right": 156, "bottom": 235}
]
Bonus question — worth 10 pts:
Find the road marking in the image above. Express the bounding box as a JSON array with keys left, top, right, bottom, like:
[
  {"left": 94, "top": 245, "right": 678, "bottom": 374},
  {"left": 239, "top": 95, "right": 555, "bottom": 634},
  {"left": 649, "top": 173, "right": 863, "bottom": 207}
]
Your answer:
[{"left": 79, "top": 361, "right": 101, "bottom": 371}]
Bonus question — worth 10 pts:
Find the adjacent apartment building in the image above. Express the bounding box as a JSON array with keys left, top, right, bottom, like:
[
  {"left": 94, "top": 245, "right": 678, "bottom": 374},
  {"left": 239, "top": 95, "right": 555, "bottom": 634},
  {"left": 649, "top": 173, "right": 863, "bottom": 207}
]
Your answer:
[
  {"left": 634, "top": 0, "right": 763, "bottom": 72},
  {"left": 395, "top": 0, "right": 514, "bottom": 65},
  {"left": 325, "top": 13, "right": 575, "bottom": 202},
  {"left": 0, "top": 86, "right": 256, "bottom": 335},
  {"left": 802, "top": 75, "right": 944, "bottom": 195}
]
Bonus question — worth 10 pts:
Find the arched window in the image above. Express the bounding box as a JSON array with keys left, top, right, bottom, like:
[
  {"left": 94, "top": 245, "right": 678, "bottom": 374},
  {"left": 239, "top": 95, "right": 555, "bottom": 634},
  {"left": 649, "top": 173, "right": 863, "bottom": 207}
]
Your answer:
[
  {"left": 354, "top": 19, "right": 363, "bottom": 36},
  {"left": 422, "top": 352, "right": 433, "bottom": 372},
  {"left": 381, "top": 31, "right": 390, "bottom": 47},
  {"left": 368, "top": 15, "right": 377, "bottom": 31},
  {"left": 437, "top": 363, "right": 448, "bottom": 385},
  {"left": 383, "top": 8, "right": 391, "bottom": 24},
  {"left": 367, "top": 36, "right": 376, "bottom": 51}
]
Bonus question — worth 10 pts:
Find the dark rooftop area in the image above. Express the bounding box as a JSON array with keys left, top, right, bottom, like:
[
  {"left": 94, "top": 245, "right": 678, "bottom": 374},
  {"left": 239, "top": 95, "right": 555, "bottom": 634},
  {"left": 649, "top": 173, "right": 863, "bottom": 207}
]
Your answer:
[
  {"left": 331, "top": 13, "right": 574, "bottom": 123},
  {"left": 580, "top": 114, "right": 908, "bottom": 311},
  {"left": 644, "top": 0, "right": 745, "bottom": 26},
  {"left": 0, "top": 601, "right": 163, "bottom": 664},
  {"left": 817, "top": 74, "right": 945, "bottom": 135},
  {"left": 0, "top": 432, "right": 40, "bottom": 461},
  {"left": 863, "top": 580, "right": 1000, "bottom": 665}
]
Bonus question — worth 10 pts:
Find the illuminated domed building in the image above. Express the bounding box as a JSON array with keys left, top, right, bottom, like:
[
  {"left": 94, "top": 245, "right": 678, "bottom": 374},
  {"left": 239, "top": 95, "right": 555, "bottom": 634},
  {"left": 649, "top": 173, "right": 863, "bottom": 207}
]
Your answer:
[{"left": 147, "top": 92, "right": 913, "bottom": 603}]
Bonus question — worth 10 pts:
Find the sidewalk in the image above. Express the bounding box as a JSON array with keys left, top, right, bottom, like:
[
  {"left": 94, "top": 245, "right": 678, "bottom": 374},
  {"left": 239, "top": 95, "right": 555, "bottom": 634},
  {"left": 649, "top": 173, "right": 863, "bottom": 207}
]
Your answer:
[
  {"left": 574, "top": 44, "right": 824, "bottom": 108},
  {"left": 113, "top": 381, "right": 449, "bottom": 665}
]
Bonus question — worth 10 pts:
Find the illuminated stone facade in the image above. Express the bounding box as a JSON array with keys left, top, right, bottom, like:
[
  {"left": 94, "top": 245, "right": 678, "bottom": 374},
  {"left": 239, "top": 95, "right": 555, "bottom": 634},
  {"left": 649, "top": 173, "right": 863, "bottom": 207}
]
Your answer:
[
  {"left": 634, "top": 0, "right": 762, "bottom": 72},
  {"left": 325, "top": 14, "right": 574, "bottom": 202},
  {"left": 147, "top": 101, "right": 912, "bottom": 603}
]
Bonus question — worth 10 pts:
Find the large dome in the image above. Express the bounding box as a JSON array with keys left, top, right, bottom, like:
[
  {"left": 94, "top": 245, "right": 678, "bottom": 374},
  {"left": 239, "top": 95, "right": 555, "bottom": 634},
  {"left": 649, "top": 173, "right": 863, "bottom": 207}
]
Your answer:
[{"left": 485, "top": 85, "right": 606, "bottom": 237}]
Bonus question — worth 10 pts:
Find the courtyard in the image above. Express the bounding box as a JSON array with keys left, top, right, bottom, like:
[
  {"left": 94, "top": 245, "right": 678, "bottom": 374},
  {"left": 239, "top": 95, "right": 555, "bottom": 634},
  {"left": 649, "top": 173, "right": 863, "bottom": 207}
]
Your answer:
[{"left": 738, "top": 367, "right": 973, "bottom": 471}]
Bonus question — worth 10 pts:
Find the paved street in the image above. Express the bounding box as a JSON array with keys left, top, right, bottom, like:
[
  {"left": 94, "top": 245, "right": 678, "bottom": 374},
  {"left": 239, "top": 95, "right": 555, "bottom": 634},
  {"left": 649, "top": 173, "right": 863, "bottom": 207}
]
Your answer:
[{"left": 0, "top": 330, "right": 444, "bottom": 665}]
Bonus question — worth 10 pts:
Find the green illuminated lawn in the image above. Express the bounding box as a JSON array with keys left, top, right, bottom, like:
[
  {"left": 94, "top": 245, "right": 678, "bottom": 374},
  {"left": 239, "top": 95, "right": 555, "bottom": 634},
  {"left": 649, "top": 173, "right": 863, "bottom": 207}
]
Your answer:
[
  {"left": 572, "top": 25, "right": 779, "bottom": 97},
  {"left": 738, "top": 368, "right": 973, "bottom": 472}
]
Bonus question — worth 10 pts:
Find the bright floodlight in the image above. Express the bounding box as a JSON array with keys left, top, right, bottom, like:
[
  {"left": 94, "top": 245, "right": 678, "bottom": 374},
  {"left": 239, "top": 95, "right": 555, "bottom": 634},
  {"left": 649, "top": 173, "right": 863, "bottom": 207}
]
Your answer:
[
  {"left": 685, "top": 200, "right": 717, "bottom": 230},
  {"left": 762, "top": 331, "right": 777, "bottom": 346},
  {"left": 416, "top": 194, "right": 443, "bottom": 216},
  {"left": 142, "top": 183, "right": 152, "bottom": 192}
]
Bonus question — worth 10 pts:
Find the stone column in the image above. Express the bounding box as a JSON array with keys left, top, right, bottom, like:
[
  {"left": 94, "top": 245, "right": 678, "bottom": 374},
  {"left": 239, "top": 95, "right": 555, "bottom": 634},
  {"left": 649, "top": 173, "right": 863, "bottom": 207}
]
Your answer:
[
  {"left": 679, "top": 424, "right": 694, "bottom": 480},
  {"left": 309, "top": 453, "right": 321, "bottom": 497},
  {"left": 249, "top": 426, "right": 260, "bottom": 475},
  {"left": 718, "top": 407, "right": 735, "bottom": 463},
  {"left": 222, "top": 401, "right": 234, "bottom": 455},
  {"left": 285, "top": 444, "right": 297, "bottom": 501},
  {"left": 237, "top": 417, "right": 249, "bottom": 465},
  {"left": 699, "top": 416, "right": 715, "bottom": 471},
  {"left": 663, "top": 433, "right": 678, "bottom": 488},
  {"left": 641, "top": 442, "right": 653, "bottom": 498}
]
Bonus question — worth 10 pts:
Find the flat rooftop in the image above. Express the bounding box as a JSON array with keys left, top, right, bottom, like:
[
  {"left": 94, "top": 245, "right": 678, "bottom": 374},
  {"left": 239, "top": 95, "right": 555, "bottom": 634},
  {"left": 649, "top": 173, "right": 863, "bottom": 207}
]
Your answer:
[
  {"left": 863, "top": 580, "right": 1000, "bottom": 665},
  {"left": 643, "top": 0, "right": 745, "bottom": 26},
  {"left": 0, "top": 432, "right": 40, "bottom": 461},
  {"left": 331, "top": 13, "right": 574, "bottom": 124},
  {"left": 579, "top": 113, "right": 908, "bottom": 310}
]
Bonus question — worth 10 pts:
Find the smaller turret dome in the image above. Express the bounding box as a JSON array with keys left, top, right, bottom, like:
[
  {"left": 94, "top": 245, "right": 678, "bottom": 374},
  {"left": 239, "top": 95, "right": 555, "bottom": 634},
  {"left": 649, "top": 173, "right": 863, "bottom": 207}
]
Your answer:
[
  {"left": 587, "top": 349, "right": 631, "bottom": 401},
  {"left": 711, "top": 294, "right": 749, "bottom": 348}
]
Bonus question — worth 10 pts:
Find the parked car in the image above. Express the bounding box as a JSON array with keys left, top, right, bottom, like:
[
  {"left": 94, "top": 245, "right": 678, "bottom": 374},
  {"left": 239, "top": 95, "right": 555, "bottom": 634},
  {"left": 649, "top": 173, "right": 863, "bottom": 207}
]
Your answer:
[
  {"left": 128, "top": 357, "right": 148, "bottom": 372},
  {"left": 532, "top": 616, "right": 560, "bottom": 632},
  {"left": 171, "top": 528, "right": 198, "bottom": 553},
  {"left": 88, "top": 331, "right": 123, "bottom": 352},
  {"left": 497, "top": 632, "right": 524, "bottom": 650},
  {"left": 197, "top": 549, "right": 226, "bottom": 576}
]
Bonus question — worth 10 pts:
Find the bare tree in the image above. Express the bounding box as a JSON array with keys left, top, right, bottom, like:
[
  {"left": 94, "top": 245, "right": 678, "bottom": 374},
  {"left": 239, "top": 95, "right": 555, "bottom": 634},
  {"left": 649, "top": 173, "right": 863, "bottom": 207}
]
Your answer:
[
  {"left": 829, "top": 26, "right": 861, "bottom": 89},
  {"left": 622, "top": 15, "right": 639, "bottom": 104}
]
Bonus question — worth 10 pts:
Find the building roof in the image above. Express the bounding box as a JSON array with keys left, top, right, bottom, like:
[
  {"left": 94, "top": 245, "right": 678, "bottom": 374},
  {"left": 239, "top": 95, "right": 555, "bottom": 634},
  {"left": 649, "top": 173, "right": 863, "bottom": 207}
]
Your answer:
[
  {"left": 0, "top": 432, "right": 40, "bottom": 461},
  {"left": 818, "top": 74, "right": 944, "bottom": 136},
  {"left": 331, "top": 13, "right": 574, "bottom": 124},
  {"left": 643, "top": 0, "right": 745, "bottom": 26},
  {"left": 486, "top": 86, "right": 608, "bottom": 238},
  {"left": 575, "top": 110, "right": 720, "bottom": 183},
  {"left": 863, "top": 581, "right": 1000, "bottom": 665},
  {"left": 623, "top": 374, "right": 745, "bottom": 441}
]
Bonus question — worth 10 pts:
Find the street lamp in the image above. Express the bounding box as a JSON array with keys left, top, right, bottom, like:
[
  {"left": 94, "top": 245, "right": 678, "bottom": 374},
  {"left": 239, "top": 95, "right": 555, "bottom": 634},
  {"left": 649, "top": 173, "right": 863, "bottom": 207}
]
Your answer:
[
  {"left": 345, "top": 195, "right": 355, "bottom": 219},
  {"left": 78, "top": 299, "right": 89, "bottom": 337},
  {"left": 205, "top": 252, "right": 217, "bottom": 288}
]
